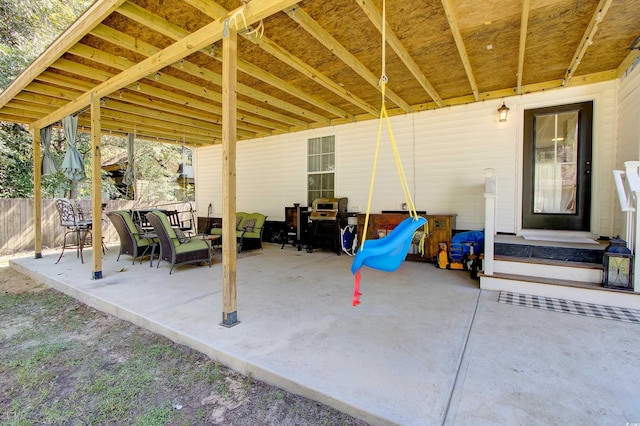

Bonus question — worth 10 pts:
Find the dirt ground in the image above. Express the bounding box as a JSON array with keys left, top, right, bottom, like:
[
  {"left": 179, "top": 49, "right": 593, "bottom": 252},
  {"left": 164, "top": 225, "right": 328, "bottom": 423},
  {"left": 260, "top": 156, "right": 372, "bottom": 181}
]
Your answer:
[{"left": 0, "top": 255, "right": 369, "bottom": 425}]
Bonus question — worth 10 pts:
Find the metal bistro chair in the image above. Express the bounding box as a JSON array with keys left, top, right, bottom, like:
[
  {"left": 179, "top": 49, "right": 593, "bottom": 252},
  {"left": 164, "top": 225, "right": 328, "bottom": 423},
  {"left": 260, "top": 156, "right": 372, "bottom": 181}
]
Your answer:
[{"left": 55, "top": 198, "right": 93, "bottom": 264}]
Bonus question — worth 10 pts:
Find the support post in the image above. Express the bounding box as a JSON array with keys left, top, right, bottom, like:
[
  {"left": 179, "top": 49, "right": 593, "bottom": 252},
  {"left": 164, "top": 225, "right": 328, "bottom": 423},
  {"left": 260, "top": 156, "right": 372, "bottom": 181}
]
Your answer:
[
  {"left": 90, "top": 94, "right": 103, "bottom": 279},
  {"left": 483, "top": 168, "right": 497, "bottom": 276},
  {"left": 221, "top": 20, "right": 239, "bottom": 327},
  {"left": 623, "top": 161, "right": 640, "bottom": 292},
  {"left": 32, "top": 126, "right": 43, "bottom": 259}
]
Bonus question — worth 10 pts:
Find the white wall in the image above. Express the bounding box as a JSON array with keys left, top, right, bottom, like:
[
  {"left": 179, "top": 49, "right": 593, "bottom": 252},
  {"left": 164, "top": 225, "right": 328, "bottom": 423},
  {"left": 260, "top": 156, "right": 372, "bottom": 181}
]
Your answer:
[
  {"left": 195, "top": 79, "right": 618, "bottom": 236},
  {"left": 612, "top": 60, "right": 640, "bottom": 238}
]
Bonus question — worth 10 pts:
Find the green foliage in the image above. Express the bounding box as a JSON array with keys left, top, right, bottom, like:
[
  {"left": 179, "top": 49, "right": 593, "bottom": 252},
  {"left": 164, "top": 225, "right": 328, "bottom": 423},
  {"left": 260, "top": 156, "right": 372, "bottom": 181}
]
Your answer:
[
  {"left": 0, "top": 0, "right": 92, "bottom": 90},
  {"left": 0, "top": 0, "right": 189, "bottom": 201},
  {"left": 0, "top": 123, "right": 33, "bottom": 197}
]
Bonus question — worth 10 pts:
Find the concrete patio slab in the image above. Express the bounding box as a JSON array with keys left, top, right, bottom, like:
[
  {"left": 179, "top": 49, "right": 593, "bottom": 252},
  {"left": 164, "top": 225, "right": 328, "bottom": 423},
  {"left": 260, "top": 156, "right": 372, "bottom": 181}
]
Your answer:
[{"left": 10, "top": 243, "right": 640, "bottom": 425}]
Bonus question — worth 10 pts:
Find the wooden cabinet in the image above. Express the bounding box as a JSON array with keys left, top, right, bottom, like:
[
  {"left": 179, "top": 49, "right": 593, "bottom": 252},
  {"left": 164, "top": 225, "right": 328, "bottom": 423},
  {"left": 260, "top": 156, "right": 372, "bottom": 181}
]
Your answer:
[{"left": 356, "top": 213, "right": 456, "bottom": 262}]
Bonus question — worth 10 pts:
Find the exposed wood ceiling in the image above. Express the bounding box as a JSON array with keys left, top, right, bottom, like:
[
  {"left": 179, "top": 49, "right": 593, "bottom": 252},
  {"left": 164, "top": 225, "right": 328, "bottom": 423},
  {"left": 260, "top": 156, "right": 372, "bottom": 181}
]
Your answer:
[{"left": 0, "top": 0, "right": 638, "bottom": 146}]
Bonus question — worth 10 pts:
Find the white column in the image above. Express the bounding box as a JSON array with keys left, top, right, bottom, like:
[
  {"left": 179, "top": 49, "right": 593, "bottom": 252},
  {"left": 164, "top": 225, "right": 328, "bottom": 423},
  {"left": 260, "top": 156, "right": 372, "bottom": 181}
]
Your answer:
[
  {"left": 624, "top": 161, "right": 640, "bottom": 292},
  {"left": 483, "top": 168, "right": 497, "bottom": 276}
]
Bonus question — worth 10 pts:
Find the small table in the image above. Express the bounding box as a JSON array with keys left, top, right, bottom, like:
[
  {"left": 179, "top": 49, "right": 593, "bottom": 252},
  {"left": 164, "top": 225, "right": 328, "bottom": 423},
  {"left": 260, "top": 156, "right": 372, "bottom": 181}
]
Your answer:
[
  {"left": 202, "top": 234, "right": 221, "bottom": 261},
  {"left": 139, "top": 233, "right": 158, "bottom": 267}
]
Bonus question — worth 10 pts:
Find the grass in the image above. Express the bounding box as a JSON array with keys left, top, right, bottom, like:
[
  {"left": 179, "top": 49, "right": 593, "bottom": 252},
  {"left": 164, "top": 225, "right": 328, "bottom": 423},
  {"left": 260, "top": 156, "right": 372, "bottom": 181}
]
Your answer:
[{"left": 0, "top": 286, "right": 368, "bottom": 425}]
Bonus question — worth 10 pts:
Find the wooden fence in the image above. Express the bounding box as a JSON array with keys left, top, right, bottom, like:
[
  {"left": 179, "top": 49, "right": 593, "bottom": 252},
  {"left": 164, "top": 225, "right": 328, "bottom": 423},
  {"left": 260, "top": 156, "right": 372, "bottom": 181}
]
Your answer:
[{"left": 0, "top": 199, "right": 196, "bottom": 256}]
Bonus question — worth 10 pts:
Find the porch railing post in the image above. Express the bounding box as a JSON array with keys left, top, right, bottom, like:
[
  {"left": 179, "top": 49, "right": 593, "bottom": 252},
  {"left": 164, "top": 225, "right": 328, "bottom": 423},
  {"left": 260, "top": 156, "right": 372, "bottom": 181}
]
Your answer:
[{"left": 483, "top": 168, "right": 497, "bottom": 276}]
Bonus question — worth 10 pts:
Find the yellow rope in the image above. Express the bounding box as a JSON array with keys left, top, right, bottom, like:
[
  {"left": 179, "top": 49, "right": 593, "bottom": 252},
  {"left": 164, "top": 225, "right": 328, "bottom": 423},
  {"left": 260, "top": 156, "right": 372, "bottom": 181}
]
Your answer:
[{"left": 360, "top": 0, "right": 427, "bottom": 250}]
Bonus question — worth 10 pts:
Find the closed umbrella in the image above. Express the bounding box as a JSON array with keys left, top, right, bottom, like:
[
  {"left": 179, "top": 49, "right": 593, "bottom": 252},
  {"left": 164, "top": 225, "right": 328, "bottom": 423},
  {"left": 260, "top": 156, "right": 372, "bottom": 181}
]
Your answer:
[
  {"left": 60, "top": 115, "right": 85, "bottom": 181},
  {"left": 123, "top": 132, "right": 135, "bottom": 186},
  {"left": 40, "top": 125, "right": 58, "bottom": 175}
]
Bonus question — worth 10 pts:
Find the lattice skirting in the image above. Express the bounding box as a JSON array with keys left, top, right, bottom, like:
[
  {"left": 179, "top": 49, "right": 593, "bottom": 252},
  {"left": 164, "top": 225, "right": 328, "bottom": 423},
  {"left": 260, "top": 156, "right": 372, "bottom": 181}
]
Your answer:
[{"left": 498, "top": 291, "right": 640, "bottom": 324}]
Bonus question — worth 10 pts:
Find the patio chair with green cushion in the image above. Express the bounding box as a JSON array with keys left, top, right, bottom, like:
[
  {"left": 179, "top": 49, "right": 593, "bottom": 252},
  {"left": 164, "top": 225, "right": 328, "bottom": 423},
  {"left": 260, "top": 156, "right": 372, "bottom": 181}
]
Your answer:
[
  {"left": 106, "top": 210, "right": 156, "bottom": 265},
  {"left": 209, "top": 212, "right": 247, "bottom": 237},
  {"left": 146, "top": 210, "right": 211, "bottom": 274},
  {"left": 209, "top": 212, "right": 266, "bottom": 252},
  {"left": 237, "top": 212, "right": 266, "bottom": 252}
]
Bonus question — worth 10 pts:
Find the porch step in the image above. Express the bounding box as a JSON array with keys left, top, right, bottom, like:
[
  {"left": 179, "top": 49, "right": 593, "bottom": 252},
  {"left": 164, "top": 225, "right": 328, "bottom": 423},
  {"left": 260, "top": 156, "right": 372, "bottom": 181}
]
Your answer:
[
  {"left": 495, "top": 234, "right": 606, "bottom": 264},
  {"left": 480, "top": 270, "right": 640, "bottom": 310},
  {"left": 494, "top": 256, "right": 602, "bottom": 282}
]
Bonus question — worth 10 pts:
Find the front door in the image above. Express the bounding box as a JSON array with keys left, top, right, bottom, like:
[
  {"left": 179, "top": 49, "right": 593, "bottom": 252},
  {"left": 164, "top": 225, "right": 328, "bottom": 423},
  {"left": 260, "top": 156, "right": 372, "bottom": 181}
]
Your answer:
[{"left": 522, "top": 101, "right": 593, "bottom": 231}]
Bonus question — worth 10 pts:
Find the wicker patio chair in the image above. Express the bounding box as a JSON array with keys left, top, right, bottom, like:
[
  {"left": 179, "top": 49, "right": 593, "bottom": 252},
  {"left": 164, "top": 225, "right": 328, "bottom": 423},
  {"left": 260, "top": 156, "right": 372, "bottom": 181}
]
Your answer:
[
  {"left": 146, "top": 210, "right": 211, "bottom": 274},
  {"left": 106, "top": 210, "right": 156, "bottom": 265}
]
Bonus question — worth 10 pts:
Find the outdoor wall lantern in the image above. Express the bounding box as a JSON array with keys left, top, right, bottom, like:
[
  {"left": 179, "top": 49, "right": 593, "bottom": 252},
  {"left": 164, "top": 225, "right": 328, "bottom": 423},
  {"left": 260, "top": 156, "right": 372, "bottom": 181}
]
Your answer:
[
  {"left": 602, "top": 236, "right": 634, "bottom": 291},
  {"left": 497, "top": 102, "right": 510, "bottom": 122}
]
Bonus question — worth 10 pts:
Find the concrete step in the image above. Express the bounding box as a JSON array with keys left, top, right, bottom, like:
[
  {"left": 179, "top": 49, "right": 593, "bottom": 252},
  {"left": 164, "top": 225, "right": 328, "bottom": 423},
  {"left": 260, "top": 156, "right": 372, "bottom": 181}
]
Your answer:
[
  {"left": 495, "top": 234, "right": 606, "bottom": 264},
  {"left": 494, "top": 255, "right": 602, "bottom": 283},
  {"left": 480, "top": 271, "right": 640, "bottom": 310}
]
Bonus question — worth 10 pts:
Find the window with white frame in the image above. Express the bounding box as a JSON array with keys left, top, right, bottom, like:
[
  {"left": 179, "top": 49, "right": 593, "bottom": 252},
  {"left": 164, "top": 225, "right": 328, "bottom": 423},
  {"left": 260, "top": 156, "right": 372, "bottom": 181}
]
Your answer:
[{"left": 307, "top": 135, "right": 335, "bottom": 205}]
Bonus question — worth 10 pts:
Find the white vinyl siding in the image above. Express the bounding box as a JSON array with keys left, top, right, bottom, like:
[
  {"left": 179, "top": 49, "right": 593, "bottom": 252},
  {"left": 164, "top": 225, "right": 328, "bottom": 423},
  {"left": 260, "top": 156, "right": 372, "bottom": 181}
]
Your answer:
[
  {"left": 612, "top": 62, "right": 640, "bottom": 238},
  {"left": 195, "top": 79, "right": 619, "bottom": 236}
]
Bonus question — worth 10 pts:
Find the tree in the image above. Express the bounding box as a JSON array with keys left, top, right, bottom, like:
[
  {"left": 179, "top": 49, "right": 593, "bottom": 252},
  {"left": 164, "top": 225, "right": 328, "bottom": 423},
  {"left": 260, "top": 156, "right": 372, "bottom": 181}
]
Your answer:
[
  {"left": 0, "top": 122, "right": 33, "bottom": 197},
  {"left": 0, "top": 0, "right": 188, "bottom": 202},
  {"left": 0, "top": 0, "right": 93, "bottom": 198}
]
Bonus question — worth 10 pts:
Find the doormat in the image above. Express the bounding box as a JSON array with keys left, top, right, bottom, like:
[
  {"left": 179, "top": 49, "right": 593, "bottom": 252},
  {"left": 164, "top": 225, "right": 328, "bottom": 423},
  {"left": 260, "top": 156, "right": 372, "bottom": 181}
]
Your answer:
[{"left": 498, "top": 291, "right": 640, "bottom": 324}]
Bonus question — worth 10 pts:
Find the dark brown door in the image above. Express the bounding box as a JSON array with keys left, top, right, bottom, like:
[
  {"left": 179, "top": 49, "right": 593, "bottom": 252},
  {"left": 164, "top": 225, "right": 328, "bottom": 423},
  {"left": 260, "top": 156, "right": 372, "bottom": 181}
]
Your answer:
[{"left": 522, "top": 101, "right": 593, "bottom": 231}]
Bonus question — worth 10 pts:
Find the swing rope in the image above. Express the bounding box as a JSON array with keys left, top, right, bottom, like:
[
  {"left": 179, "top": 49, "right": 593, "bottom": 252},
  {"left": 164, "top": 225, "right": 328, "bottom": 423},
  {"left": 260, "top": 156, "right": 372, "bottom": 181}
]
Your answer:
[
  {"left": 360, "top": 0, "right": 421, "bottom": 250},
  {"left": 352, "top": 0, "right": 428, "bottom": 306}
]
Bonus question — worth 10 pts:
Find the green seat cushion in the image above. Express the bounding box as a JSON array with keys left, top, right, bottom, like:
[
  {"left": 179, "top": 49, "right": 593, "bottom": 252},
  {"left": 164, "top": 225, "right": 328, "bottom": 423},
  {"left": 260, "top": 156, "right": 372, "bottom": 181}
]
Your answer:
[
  {"left": 174, "top": 237, "right": 208, "bottom": 254},
  {"left": 116, "top": 211, "right": 150, "bottom": 246}
]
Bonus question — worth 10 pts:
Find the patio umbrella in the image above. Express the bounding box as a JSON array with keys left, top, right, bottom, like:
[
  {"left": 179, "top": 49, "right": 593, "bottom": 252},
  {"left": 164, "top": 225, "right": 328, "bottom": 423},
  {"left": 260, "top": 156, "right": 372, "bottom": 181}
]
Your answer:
[
  {"left": 60, "top": 114, "right": 85, "bottom": 181},
  {"left": 40, "top": 125, "right": 58, "bottom": 176},
  {"left": 123, "top": 132, "right": 135, "bottom": 187}
]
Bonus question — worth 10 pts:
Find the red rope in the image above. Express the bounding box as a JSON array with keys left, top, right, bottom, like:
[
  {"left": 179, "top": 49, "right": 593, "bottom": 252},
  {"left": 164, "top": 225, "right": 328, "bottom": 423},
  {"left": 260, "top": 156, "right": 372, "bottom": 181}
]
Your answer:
[{"left": 352, "top": 269, "right": 362, "bottom": 306}]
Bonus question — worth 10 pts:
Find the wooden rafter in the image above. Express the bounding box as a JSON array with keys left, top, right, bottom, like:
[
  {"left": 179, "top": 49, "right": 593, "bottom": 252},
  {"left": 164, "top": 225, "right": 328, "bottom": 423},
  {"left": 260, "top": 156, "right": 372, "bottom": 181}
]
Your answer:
[
  {"left": 181, "top": 0, "right": 379, "bottom": 116},
  {"left": 36, "top": 67, "right": 277, "bottom": 137},
  {"left": 246, "top": 33, "right": 378, "bottom": 116},
  {"left": 117, "top": 1, "right": 349, "bottom": 121},
  {"left": 440, "top": 0, "right": 480, "bottom": 101},
  {"left": 516, "top": 0, "right": 530, "bottom": 94},
  {"left": 563, "top": 0, "right": 614, "bottom": 85},
  {"left": 32, "top": 0, "right": 301, "bottom": 129},
  {"left": 617, "top": 50, "right": 640, "bottom": 78},
  {"left": 284, "top": 5, "right": 411, "bottom": 112},
  {"left": 356, "top": 0, "right": 443, "bottom": 107},
  {"left": 64, "top": 42, "right": 310, "bottom": 129},
  {"left": 0, "top": 0, "right": 127, "bottom": 109}
]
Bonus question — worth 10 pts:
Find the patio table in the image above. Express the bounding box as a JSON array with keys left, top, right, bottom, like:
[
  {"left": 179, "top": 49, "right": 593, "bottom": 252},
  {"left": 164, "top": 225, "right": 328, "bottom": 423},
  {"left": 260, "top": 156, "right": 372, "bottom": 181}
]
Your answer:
[{"left": 139, "top": 232, "right": 158, "bottom": 267}]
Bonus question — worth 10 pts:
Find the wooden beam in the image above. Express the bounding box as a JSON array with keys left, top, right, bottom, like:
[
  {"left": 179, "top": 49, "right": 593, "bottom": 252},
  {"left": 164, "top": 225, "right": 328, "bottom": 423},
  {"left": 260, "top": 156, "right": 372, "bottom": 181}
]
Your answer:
[
  {"left": 44, "top": 55, "right": 282, "bottom": 133},
  {"left": 285, "top": 5, "right": 410, "bottom": 112},
  {"left": 246, "top": 33, "right": 378, "bottom": 116},
  {"left": 81, "top": 28, "right": 306, "bottom": 129},
  {"left": 107, "top": 3, "right": 346, "bottom": 121},
  {"left": 36, "top": 71, "right": 272, "bottom": 136},
  {"left": 14, "top": 87, "right": 219, "bottom": 145},
  {"left": 563, "top": 0, "right": 613, "bottom": 85},
  {"left": 440, "top": 0, "right": 480, "bottom": 101},
  {"left": 617, "top": 50, "right": 640, "bottom": 78},
  {"left": 32, "top": 0, "right": 301, "bottom": 129},
  {"left": 116, "top": 1, "right": 351, "bottom": 120},
  {"left": 21, "top": 80, "right": 241, "bottom": 140},
  {"left": 221, "top": 23, "right": 239, "bottom": 328},
  {"left": 516, "top": 0, "right": 530, "bottom": 94},
  {"left": 90, "top": 93, "right": 103, "bottom": 279},
  {"left": 32, "top": 126, "right": 42, "bottom": 258},
  {"left": 56, "top": 49, "right": 308, "bottom": 129},
  {"left": 107, "top": 7, "right": 329, "bottom": 124},
  {"left": 356, "top": 0, "right": 443, "bottom": 107},
  {"left": 181, "top": 0, "right": 377, "bottom": 117},
  {"left": 211, "top": 49, "right": 351, "bottom": 120},
  {"left": 181, "top": 0, "right": 227, "bottom": 18},
  {"left": 0, "top": 0, "right": 126, "bottom": 109}
]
